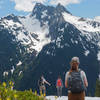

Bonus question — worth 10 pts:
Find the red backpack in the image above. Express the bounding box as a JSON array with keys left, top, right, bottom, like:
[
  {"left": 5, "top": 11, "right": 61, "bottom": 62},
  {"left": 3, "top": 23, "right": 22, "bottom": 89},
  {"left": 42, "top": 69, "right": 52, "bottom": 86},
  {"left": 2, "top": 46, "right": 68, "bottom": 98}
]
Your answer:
[{"left": 57, "top": 79, "right": 62, "bottom": 87}]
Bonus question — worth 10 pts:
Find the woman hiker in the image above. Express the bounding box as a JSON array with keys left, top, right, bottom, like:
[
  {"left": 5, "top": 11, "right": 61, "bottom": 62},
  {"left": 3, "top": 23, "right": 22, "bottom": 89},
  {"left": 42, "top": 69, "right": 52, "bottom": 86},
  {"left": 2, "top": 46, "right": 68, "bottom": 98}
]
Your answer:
[{"left": 65, "top": 57, "right": 88, "bottom": 100}]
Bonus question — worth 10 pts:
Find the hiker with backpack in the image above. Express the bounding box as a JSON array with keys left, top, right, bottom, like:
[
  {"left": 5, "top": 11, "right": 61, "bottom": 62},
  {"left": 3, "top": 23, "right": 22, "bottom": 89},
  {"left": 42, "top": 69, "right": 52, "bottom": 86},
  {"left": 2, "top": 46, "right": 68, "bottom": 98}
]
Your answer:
[
  {"left": 38, "top": 75, "right": 51, "bottom": 95},
  {"left": 56, "top": 76, "right": 63, "bottom": 97},
  {"left": 65, "top": 57, "right": 88, "bottom": 100}
]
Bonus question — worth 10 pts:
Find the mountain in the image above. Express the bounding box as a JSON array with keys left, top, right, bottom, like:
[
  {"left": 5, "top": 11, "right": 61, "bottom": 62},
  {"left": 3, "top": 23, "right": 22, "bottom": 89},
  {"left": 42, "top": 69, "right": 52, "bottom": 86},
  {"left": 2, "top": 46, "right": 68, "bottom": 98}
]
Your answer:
[{"left": 0, "top": 3, "right": 100, "bottom": 96}]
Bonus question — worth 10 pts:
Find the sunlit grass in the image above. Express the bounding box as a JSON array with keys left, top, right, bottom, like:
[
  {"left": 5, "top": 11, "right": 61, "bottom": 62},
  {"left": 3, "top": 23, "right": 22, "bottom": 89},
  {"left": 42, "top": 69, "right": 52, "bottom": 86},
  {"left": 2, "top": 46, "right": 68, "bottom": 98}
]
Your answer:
[{"left": 0, "top": 81, "right": 45, "bottom": 100}]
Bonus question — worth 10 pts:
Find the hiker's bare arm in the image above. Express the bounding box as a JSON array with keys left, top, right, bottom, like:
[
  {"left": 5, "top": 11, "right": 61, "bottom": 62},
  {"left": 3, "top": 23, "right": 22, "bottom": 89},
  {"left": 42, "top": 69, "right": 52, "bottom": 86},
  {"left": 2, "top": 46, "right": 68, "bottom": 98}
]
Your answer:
[
  {"left": 82, "top": 71, "right": 88, "bottom": 87},
  {"left": 65, "top": 72, "right": 69, "bottom": 88},
  {"left": 65, "top": 80, "right": 68, "bottom": 88},
  {"left": 45, "top": 80, "right": 51, "bottom": 86},
  {"left": 84, "top": 77, "right": 88, "bottom": 87}
]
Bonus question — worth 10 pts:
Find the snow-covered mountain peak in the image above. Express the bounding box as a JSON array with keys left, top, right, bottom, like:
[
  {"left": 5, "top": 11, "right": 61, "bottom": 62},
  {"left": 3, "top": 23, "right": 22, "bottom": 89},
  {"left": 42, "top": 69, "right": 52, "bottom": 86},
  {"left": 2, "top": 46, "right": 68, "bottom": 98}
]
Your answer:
[
  {"left": 56, "top": 3, "right": 71, "bottom": 14},
  {"left": 31, "top": 3, "right": 71, "bottom": 18},
  {"left": 1, "top": 14, "right": 21, "bottom": 23},
  {"left": 62, "top": 12, "right": 100, "bottom": 33},
  {"left": 1, "top": 4, "right": 100, "bottom": 56},
  {"left": 0, "top": 15, "right": 22, "bottom": 31},
  {"left": 31, "top": 3, "right": 48, "bottom": 17}
]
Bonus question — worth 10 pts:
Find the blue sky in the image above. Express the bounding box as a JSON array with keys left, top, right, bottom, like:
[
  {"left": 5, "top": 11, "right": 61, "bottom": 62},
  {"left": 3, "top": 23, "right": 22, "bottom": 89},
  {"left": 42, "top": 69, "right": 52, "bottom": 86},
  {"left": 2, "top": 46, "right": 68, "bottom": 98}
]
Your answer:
[{"left": 0, "top": 0, "right": 100, "bottom": 19}]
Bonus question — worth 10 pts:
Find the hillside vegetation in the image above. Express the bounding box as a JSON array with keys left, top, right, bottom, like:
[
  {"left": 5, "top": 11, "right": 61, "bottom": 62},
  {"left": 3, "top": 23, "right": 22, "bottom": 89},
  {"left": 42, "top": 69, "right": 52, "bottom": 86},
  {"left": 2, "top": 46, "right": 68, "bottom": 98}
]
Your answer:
[{"left": 0, "top": 81, "right": 44, "bottom": 100}]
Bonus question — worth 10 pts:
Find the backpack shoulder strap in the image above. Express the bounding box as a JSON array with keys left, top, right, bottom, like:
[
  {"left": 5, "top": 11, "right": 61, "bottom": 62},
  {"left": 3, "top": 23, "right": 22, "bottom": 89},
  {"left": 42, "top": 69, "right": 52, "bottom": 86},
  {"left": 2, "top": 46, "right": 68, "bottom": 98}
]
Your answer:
[
  {"left": 78, "top": 68, "right": 82, "bottom": 73},
  {"left": 78, "top": 69, "right": 85, "bottom": 83}
]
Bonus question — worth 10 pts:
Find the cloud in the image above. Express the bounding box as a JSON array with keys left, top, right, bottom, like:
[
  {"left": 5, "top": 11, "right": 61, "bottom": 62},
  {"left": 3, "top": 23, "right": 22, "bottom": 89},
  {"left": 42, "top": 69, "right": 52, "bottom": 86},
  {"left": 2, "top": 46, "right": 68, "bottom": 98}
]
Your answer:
[
  {"left": 11, "top": 0, "right": 47, "bottom": 12},
  {"left": 11, "top": 0, "right": 82, "bottom": 12},
  {"left": 50, "top": 0, "right": 81, "bottom": 6}
]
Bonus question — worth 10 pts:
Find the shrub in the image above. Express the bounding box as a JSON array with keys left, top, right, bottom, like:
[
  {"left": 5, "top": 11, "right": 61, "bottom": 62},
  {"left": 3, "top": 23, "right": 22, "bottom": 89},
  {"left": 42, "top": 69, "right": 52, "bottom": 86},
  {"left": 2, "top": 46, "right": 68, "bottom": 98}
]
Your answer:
[{"left": 0, "top": 81, "right": 44, "bottom": 100}]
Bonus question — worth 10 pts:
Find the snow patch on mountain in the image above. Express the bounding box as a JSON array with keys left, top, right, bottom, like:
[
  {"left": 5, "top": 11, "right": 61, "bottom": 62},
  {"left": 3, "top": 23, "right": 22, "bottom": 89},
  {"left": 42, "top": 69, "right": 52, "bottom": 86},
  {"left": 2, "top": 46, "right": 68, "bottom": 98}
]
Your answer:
[
  {"left": 58, "top": 28, "right": 64, "bottom": 32},
  {"left": 3, "top": 71, "right": 8, "bottom": 77},
  {"left": 19, "top": 15, "right": 51, "bottom": 53},
  {"left": 11, "top": 66, "right": 15, "bottom": 74},
  {"left": 1, "top": 19, "right": 22, "bottom": 29},
  {"left": 16, "top": 61, "right": 22, "bottom": 66},
  {"left": 46, "top": 96, "right": 100, "bottom": 100},
  {"left": 94, "top": 16, "right": 100, "bottom": 22},
  {"left": 19, "top": 71, "right": 23, "bottom": 76},
  {"left": 84, "top": 50, "right": 90, "bottom": 56},
  {"left": 99, "top": 74, "right": 100, "bottom": 80},
  {"left": 56, "top": 37, "right": 62, "bottom": 48},
  {"left": 41, "top": 10, "right": 47, "bottom": 18},
  {"left": 97, "top": 51, "right": 100, "bottom": 61},
  {"left": 62, "top": 12, "right": 100, "bottom": 33}
]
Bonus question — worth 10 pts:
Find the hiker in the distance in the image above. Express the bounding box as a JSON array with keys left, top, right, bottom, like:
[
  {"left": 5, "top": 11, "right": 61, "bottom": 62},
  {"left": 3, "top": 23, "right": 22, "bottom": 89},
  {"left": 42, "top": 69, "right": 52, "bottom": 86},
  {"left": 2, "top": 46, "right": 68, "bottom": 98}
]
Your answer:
[
  {"left": 65, "top": 57, "right": 88, "bottom": 100},
  {"left": 38, "top": 75, "right": 51, "bottom": 95},
  {"left": 56, "top": 76, "right": 63, "bottom": 97}
]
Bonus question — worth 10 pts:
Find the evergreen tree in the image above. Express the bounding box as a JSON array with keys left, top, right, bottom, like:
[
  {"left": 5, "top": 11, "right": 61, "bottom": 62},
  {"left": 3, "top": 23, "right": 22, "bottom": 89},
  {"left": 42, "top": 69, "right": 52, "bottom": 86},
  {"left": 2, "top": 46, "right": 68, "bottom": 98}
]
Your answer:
[{"left": 95, "top": 79, "right": 100, "bottom": 97}]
